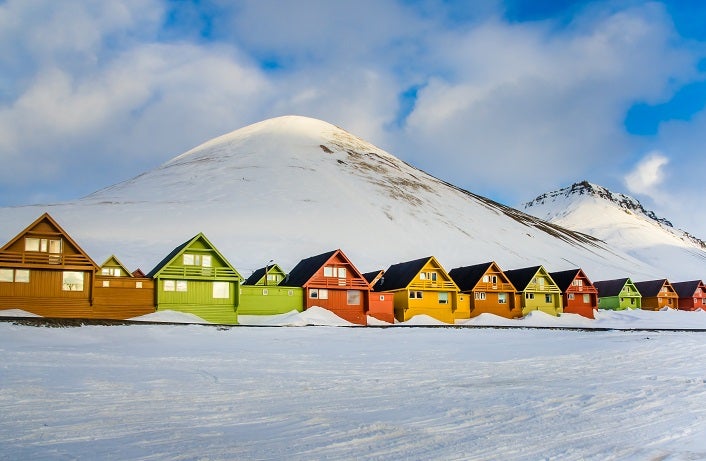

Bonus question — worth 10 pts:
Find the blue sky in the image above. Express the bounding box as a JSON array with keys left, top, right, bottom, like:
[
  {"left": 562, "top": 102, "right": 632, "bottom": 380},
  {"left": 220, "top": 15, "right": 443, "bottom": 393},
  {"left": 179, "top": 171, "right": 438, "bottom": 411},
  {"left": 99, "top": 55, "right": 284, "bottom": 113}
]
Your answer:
[{"left": 1, "top": 0, "right": 705, "bottom": 236}]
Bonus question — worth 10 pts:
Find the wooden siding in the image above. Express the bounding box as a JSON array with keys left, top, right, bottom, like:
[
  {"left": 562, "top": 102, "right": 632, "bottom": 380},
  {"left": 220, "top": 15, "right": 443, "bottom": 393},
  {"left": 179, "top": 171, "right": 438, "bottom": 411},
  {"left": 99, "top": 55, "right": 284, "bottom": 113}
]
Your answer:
[
  {"left": 367, "top": 292, "right": 395, "bottom": 324},
  {"left": 239, "top": 285, "right": 304, "bottom": 315},
  {"left": 306, "top": 287, "right": 367, "bottom": 325},
  {"left": 0, "top": 269, "right": 92, "bottom": 317},
  {"left": 470, "top": 291, "right": 522, "bottom": 319},
  {"left": 93, "top": 276, "right": 155, "bottom": 319},
  {"left": 156, "top": 280, "right": 238, "bottom": 324}
]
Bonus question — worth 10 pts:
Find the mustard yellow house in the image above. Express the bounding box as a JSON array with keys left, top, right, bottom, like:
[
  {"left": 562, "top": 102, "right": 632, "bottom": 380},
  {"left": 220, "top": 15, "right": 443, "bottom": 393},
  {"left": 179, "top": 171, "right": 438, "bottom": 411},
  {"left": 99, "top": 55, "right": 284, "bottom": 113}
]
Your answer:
[
  {"left": 504, "top": 265, "right": 563, "bottom": 316},
  {"left": 375, "top": 256, "right": 462, "bottom": 323}
]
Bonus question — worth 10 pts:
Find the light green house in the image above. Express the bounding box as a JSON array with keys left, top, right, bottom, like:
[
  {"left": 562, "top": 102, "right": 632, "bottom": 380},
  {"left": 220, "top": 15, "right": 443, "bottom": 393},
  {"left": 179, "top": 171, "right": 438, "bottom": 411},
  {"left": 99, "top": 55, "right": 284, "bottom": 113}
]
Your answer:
[
  {"left": 504, "top": 265, "right": 563, "bottom": 316},
  {"left": 593, "top": 278, "right": 642, "bottom": 310},
  {"left": 238, "top": 263, "right": 304, "bottom": 315},
  {"left": 147, "top": 233, "right": 242, "bottom": 324}
]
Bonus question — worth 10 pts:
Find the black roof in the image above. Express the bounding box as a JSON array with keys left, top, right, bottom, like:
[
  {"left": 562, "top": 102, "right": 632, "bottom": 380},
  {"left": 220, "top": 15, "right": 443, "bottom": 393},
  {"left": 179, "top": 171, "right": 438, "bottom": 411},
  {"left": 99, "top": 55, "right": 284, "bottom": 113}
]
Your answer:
[
  {"left": 593, "top": 278, "right": 630, "bottom": 297},
  {"left": 504, "top": 266, "right": 542, "bottom": 291},
  {"left": 448, "top": 262, "right": 494, "bottom": 292},
  {"left": 634, "top": 279, "right": 669, "bottom": 297},
  {"left": 549, "top": 269, "right": 582, "bottom": 292},
  {"left": 284, "top": 250, "right": 337, "bottom": 287},
  {"left": 377, "top": 257, "right": 431, "bottom": 291},
  {"left": 146, "top": 238, "right": 191, "bottom": 278},
  {"left": 672, "top": 280, "right": 704, "bottom": 298},
  {"left": 363, "top": 270, "right": 384, "bottom": 287},
  {"left": 244, "top": 267, "right": 267, "bottom": 285}
]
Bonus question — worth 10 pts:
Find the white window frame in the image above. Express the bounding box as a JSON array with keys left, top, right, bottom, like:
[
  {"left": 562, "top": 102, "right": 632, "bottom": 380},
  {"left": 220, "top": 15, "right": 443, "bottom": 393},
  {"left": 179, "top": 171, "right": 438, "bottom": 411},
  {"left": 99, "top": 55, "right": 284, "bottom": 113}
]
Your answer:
[
  {"left": 526, "top": 292, "right": 534, "bottom": 300},
  {"left": 15, "top": 270, "right": 29, "bottom": 283},
  {"left": 583, "top": 294, "right": 590, "bottom": 303},
  {"left": 568, "top": 293, "right": 575, "bottom": 300},
  {"left": 62, "top": 271, "right": 84, "bottom": 292},
  {"left": 135, "top": 281, "right": 143, "bottom": 289},
  {"left": 498, "top": 293, "right": 507, "bottom": 304},
  {"left": 474, "top": 291, "right": 486, "bottom": 300},
  {"left": 213, "top": 281, "right": 229, "bottom": 299},
  {"left": 438, "top": 292, "right": 449, "bottom": 304},
  {"left": 545, "top": 294, "right": 552, "bottom": 303},
  {"left": 164, "top": 280, "right": 176, "bottom": 291}
]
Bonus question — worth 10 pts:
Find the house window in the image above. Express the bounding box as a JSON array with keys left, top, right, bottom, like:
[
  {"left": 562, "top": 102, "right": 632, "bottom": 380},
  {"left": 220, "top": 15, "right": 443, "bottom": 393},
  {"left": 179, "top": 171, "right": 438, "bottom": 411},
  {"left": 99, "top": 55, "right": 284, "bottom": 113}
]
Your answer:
[
  {"left": 409, "top": 291, "right": 423, "bottom": 299},
  {"left": 545, "top": 294, "right": 552, "bottom": 303},
  {"left": 213, "top": 282, "right": 229, "bottom": 299},
  {"left": 164, "top": 280, "right": 176, "bottom": 291},
  {"left": 630, "top": 298, "right": 636, "bottom": 305},
  {"left": 536, "top": 277, "right": 544, "bottom": 287},
  {"left": 526, "top": 293, "right": 534, "bottom": 300},
  {"left": 288, "top": 290, "right": 294, "bottom": 296},
  {"left": 102, "top": 280, "right": 110, "bottom": 287},
  {"left": 176, "top": 281, "right": 187, "bottom": 292},
  {"left": 702, "top": 298, "right": 706, "bottom": 305},
  {"left": 25, "top": 237, "right": 62, "bottom": 253},
  {"left": 135, "top": 281, "right": 143, "bottom": 289},
  {"left": 474, "top": 292, "right": 486, "bottom": 300},
  {"left": 420, "top": 272, "right": 437, "bottom": 281},
  {"left": 568, "top": 293, "right": 575, "bottom": 300},
  {"left": 101, "top": 268, "right": 122, "bottom": 276},
  {"left": 62, "top": 271, "right": 84, "bottom": 291},
  {"left": 660, "top": 287, "right": 667, "bottom": 293},
  {"left": 438, "top": 292, "right": 449, "bottom": 304},
  {"left": 347, "top": 290, "right": 361, "bottom": 305},
  {"left": 0, "top": 269, "right": 12, "bottom": 282},
  {"left": 498, "top": 293, "right": 507, "bottom": 304},
  {"left": 266, "top": 274, "right": 281, "bottom": 283},
  {"left": 15, "top": 270, "right": 29, "bottom": 283},
  {"left": 482, "top": 275, "right": 489, "bottom": 283},
  {"left": 583, "top": 294, "right": 590, "bottom": 303},
  {"left": 309, "top": 289, "right": 328, "bottom": 299},
  {"left": 379, "top": 295, "right": 385, "bottom": 301},
  {"left": 324, "top": 266, "right": 346, "bottom": 278},
  {"left": 183, "top": 254, "right": 211, "bottom": 267},
  {"left": 262, "top": 288, "right": 269, "bottom": 296},
  {"left": 572, "top": 279, "right": 583, "bottom": 287}
]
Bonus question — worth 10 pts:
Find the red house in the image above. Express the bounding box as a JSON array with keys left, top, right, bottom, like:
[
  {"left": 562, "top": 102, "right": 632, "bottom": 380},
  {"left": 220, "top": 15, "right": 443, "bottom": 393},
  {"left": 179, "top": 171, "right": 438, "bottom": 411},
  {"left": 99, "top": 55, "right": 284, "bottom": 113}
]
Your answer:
[
  {"left": 286, "top": 249, "right": 372, "bottom": 325},
  {"left": 672, "top": 280, "right": 706, "bottom": 311},
  {"left": 549, "top": 269, "right": 598, "bottom": 319},
  {"left": 363, "top": 270, "right": 395, "bottom": 324}
]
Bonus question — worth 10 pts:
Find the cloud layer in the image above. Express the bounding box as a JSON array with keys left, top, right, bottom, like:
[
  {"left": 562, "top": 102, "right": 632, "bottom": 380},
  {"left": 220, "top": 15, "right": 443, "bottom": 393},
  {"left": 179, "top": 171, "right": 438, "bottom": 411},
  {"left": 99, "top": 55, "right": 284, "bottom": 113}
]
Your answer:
[{"left": 1, "top": 0, "right": 704, "bottom": 235}]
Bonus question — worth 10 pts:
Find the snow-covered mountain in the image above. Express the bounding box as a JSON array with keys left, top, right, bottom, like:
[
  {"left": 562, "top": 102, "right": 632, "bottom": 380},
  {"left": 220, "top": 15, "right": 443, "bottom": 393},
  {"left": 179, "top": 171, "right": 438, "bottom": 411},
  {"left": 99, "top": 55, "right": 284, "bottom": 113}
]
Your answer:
[
  {"left": 0, "top": 116, "right": 685, "bottom": 280},
  {"left": 523, "top": 181, "right": 706, "bottom": 279}
]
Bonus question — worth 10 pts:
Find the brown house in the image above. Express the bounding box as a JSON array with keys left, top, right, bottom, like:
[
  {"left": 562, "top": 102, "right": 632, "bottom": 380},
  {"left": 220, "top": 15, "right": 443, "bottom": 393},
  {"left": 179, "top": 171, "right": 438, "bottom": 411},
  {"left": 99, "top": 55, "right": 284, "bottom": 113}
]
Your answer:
[
  {"left": 448, "top": 261, "right": 521, "bottom": 319},
  {"left": 93, "top": 255, "right": 155, "bottom": 319},
  {"left": 286, "top": 249, "right": 373, "bottom": 325},
  {"left": 549, "top": 268, "right": 598, "bottom": 319},
  {"left": 0, "top": 213, "right": 99, "bottom": 317},
  {"left": 634, "top": 279, "right": 679, "bottom": 311},
  {"left": 671, "top": 280, "right": 706, "bottom": 311}
]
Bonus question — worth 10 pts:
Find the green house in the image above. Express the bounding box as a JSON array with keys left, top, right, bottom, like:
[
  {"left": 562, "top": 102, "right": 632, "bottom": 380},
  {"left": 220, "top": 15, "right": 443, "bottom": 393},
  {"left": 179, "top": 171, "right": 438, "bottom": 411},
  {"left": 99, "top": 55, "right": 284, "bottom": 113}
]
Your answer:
[
  {"left": 238, "top": 263, "right": 304, "bottom": 315},
  {"left": 147, "top": 233, "right": 242, "bottom": 324},
  {"left": 504, "top": 265, "right": 563, "bottom": 316},
  {"left": 593, "top": 278, "right": 642, "bottom": 310},
  {"left": 99, "top": 255, "right": 132, "bottom": 277}
]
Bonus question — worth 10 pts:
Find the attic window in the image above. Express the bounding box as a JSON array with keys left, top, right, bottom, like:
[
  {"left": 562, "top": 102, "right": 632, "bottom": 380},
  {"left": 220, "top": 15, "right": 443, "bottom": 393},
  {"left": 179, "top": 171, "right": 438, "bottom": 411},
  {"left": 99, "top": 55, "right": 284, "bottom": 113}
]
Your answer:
[
  {"left": 25, "top": 237, "right": 61, "bottom": 253},
  {"left": 102, "top": 268, "right": 122, "bottom": 277},
  {"left": 324, "top": 266, "right": 346, "bottom": 278},
  {"left": 420, "top": 272, "right": 437, "bottom": 282},
  {"left": 572, "top": 279, "right": 583, "bottom": 286},
  {"left": 184, "top": 254, "right": 211, "bottom": 267}
]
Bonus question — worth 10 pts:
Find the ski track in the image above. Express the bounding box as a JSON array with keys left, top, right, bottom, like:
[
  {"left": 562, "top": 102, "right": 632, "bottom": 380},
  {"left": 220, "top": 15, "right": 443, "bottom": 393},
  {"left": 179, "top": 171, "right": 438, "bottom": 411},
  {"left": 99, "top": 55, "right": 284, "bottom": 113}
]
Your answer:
[{"left": 2, "top": 325, "right": 706, "bottom": 460}]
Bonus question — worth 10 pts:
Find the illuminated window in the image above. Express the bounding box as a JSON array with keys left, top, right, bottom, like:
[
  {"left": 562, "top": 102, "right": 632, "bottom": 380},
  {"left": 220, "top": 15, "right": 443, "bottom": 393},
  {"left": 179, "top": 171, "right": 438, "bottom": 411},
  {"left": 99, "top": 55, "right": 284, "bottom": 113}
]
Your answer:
[
  {"left": 213, "top": 282, "right": 229, "bottom": 299},
  {"left": 62, "top": 272, "right": 84, "bottom": 291}
]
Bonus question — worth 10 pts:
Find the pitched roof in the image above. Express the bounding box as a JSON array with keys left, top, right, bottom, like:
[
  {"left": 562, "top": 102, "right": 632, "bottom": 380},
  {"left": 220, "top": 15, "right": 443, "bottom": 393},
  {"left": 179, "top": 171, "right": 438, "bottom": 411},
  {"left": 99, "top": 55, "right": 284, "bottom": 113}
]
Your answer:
[
  {"left": 363, "top": 270, "right": 384, "bottom": 287},
  {"left": 671, "top": 280, "right": 704, "bottom": 298},
  {"left": 593, "top": 278, "right": 631, "bottom": 297},
  {"left": 146, "top": 233, "right": 241, "bottom": 280},
  {"left": 377, "top": 257, "right": 431, "bottom": 291},
  {"left": 634, "top": 279, "right": 670, "bottom": 297},
  {"left": 244, "top": 263, "right": 285, "bottom": 285},
  {"left": 448, "top": 262, "right": 494, "bottom": 292},
  {"left": 504, "top": 266, "right": 542, "bottom": 291},
  {"left": 284, "top": 250, "right": 337, "bottom": 287},
  {"left": 549, "top": 269, "right": 582, "bottom": 292},
  {"left": 99, "top": 255, "right": 133, "bottom": 277}
]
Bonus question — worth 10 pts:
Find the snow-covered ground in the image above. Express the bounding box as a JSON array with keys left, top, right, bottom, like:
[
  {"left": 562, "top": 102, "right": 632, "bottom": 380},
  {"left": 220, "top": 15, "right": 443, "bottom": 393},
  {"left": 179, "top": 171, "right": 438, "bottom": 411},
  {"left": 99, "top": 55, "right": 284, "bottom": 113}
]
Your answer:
[{"left": 2, "top": 321, "right": 706, "bottom": 460}]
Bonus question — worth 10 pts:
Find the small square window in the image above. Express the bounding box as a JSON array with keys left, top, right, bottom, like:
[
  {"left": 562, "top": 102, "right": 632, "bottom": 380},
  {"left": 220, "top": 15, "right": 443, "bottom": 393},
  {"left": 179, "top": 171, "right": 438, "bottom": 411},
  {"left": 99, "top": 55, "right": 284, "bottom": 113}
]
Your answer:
[
  {"left": 135, "top": 281, "right": 143, "bottom": 289},
  {"left": 15, "top": 270, "right": 29, "bottom": 283},
  {"left": 164, "top": 280, "right": 175, "bottom": 291},
  {"left": 102, "top": 280, "right": 110, "bottom": 287}
]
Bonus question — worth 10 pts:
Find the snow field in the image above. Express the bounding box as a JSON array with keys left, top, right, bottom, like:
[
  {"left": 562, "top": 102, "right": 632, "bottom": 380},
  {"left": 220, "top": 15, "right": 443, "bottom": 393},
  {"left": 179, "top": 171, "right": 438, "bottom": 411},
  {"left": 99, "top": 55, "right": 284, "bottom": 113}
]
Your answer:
[{"left": 2, "top": 324, "right": 706, "bottom": 460}]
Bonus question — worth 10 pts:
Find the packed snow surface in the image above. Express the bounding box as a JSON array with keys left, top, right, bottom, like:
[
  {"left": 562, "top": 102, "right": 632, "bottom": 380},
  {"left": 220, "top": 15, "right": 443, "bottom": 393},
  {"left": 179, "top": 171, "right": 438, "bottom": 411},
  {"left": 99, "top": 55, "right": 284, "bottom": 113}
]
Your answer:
[{"left": 2, "top": 323, "right": 706, "bottom": 460}]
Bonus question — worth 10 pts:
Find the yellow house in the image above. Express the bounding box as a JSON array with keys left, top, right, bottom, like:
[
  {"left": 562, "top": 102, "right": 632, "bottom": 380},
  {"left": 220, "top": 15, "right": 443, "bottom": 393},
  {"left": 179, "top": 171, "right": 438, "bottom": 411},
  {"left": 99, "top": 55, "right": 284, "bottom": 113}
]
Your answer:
[{"left": 376, "top": 256, "right": 462, "bottom": 324}]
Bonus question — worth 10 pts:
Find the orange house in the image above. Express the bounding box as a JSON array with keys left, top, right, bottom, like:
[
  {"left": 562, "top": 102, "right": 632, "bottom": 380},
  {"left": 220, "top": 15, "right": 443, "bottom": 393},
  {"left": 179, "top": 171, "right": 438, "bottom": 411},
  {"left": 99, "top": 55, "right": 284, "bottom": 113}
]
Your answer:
[
  {"left": 93, "top": 255, "right": 155, "bottom": 319},
  {"left": 634, "top": 279, "right": 679, "bottom": 311},
  {"left": 0, "top": 213, "right": 99, "bottom": 317},
  {"left": 671, "top": 280, "right": 706, "bottom": 311},
  {"left": 448, "top": 261, "right": 521, "bottom": 319},
  {"left": 363, "top": 270, "right": 395, "bottom": 324},
  {"left": 549, "top": 268, "right": 598, "bottom": 319},
  {"left": 286, "top": 249, "right": 372, "bottom": 325}
]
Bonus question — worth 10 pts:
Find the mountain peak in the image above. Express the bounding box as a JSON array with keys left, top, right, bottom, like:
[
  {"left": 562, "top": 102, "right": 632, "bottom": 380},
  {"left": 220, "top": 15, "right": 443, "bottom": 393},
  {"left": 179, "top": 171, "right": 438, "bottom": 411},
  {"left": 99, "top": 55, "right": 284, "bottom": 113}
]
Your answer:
[{"left": 524, "top": 180, "right": 673, "bottom": 227}]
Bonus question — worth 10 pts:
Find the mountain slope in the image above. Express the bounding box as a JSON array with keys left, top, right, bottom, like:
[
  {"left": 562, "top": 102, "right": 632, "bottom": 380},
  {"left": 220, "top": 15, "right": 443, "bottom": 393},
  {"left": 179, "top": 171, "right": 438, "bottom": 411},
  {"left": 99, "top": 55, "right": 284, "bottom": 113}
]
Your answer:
[
  {"left": 523, "top": 181, "right": 706, "bottom": 279},
  {"left": 0, "top": 117, "right": 671, "bottom": 280}
]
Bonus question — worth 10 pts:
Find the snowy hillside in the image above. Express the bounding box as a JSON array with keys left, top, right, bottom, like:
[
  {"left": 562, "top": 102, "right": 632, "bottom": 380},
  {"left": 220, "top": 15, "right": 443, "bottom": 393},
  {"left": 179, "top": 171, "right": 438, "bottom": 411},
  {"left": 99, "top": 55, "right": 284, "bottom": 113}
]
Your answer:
[
  {"left": 523, "top": 181, "right": 706, "bottom": 280},
  {"left": 0, "top": 117, "right": 678, "bottom": 280}
]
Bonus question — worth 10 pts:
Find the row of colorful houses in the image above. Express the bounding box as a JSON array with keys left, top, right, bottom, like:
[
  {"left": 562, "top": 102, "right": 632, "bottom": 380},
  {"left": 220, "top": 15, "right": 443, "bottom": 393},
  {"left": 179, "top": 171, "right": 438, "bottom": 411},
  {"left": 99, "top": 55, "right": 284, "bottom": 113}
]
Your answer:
[{"left": 1, "top": 213, "right": 705, "bottom": 325}]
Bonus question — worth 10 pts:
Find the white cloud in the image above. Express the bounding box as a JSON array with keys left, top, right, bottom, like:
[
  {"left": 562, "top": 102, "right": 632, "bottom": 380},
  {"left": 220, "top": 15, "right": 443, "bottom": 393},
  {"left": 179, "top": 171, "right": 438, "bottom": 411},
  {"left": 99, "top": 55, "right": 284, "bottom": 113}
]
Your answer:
[{"left": 624, "top": 151, "right": 670, "bottom": 199}]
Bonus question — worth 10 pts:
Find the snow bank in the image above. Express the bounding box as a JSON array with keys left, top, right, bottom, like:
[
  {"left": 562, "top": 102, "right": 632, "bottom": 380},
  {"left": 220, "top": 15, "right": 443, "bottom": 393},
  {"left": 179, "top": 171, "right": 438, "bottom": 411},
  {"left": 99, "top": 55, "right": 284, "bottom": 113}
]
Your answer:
[
  {"left": 398, "top": 314, "right": 450, "bottom": 326},
  {"left": 129, "top": 310, "right": 211, "bottom": 324},
  {"left": 0, "top": 309, "right": 42, "bottom": 318},
  {"left": 239, "top": 307, "right": 356, "bottom": 327}
]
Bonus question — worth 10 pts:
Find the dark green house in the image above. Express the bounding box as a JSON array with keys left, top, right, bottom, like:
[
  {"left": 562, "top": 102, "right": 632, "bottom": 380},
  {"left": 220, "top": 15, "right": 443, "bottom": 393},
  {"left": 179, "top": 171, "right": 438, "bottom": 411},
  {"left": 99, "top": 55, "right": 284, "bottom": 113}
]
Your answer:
[
  {"left": 147, "top": 233, "right": 242, "bottom": 324},
  {"left": 238, "top": 263, "right": 304, "bottom": 316}
]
